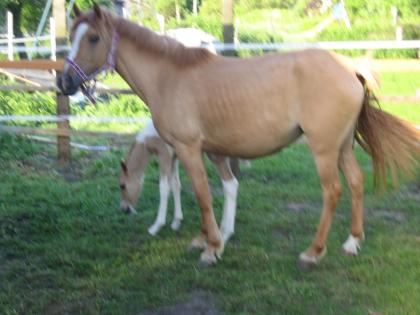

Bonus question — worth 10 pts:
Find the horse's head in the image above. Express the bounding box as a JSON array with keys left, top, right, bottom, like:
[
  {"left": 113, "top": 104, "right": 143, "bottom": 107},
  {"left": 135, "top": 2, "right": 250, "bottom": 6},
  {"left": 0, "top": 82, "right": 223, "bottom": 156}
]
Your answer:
[
  {"left": 119, "top": 160, "right": 142, "bottom": 215},
  {"left": 57, "top": 3, "right": 115, "bottom": 95}
]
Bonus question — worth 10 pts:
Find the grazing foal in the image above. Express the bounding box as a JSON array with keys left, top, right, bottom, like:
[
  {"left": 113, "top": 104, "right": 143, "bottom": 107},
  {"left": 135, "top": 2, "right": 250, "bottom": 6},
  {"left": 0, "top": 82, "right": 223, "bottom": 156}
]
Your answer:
[{"left": 119, "top": 118, "right": 239, "bottom": 242}]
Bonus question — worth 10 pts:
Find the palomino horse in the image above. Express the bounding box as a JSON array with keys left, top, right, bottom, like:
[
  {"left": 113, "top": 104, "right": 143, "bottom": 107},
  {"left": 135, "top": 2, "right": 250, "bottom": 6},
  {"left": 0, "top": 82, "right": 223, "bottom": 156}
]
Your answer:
[
  {"left": 120, "top": 118, "right": 239, "bottom": 242},
  {"left": 58, "top": 4, "right": 420, "bottom": 266}
]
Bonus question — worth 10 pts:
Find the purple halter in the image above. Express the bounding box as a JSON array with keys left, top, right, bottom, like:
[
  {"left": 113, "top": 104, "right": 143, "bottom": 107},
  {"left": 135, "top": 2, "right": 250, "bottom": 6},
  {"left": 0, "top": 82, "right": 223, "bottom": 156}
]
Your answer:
[{"left": 65, "top": 30, "right": 119, "bottom": 104}]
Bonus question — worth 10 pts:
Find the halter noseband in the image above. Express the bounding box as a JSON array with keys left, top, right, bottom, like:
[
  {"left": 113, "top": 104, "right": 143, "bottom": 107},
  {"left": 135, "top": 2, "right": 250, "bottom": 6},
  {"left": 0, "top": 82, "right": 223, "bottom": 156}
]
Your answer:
[{"left": 65, "top": 30, "right": 119, "bottom": 104}]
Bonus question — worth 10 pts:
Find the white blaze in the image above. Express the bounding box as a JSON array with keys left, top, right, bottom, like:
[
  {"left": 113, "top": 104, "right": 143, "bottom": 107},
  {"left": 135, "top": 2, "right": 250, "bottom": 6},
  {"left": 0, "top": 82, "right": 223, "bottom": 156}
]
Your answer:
[{"left": 65, "top": 23, "right": 89, "bottom": 72}]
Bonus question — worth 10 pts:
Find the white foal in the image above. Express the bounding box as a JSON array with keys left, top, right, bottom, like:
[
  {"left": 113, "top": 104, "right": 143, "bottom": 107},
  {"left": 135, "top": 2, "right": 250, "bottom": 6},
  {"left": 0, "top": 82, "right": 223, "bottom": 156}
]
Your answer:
[{"left": 119, "top": 118, "right": 239, "bottom": 241}]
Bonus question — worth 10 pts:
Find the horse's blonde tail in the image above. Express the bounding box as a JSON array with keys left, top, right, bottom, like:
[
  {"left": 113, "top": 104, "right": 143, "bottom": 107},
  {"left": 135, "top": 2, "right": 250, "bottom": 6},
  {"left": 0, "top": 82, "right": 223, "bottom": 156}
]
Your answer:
[{"left": 355, "top": 73, "right": 420, "bottom": 189}]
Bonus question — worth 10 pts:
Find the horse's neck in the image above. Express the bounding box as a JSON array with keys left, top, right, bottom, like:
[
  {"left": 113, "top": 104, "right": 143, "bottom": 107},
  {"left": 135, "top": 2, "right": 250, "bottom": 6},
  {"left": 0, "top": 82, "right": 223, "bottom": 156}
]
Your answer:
[
  {"left": 115, "top": 36, "right": 173, "bottom": 107},
  {"left": 127, "top": 141, "right": 150, "bottom": 179}
]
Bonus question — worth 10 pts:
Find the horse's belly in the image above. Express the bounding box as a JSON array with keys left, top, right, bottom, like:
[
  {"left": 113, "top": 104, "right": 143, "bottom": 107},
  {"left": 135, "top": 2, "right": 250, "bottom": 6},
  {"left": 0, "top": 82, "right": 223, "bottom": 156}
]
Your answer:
[{"left": 202, "top": 122, "right": 302, "bottom": 158}]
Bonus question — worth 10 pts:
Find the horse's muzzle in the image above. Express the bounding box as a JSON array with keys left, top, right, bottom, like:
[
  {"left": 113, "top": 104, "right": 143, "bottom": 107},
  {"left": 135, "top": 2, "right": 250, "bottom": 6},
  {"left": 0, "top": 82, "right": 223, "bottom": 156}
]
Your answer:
[
  {"left": 57, "top": 73, "right": 82, "bottom": 96},
  {"left": 120, "top": 203, "right": 137, "bottom": 215}
]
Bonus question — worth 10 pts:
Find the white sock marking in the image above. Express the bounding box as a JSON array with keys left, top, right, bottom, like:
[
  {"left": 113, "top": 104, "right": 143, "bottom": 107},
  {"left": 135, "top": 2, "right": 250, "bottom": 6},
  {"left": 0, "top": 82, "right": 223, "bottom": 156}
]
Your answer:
[
  {"left": 148, "top": 176, "right": 170, "bottom": 235},
  {"left": 170, "top": 160, "right": 183, "bottom": 230},
  {"left": 220, "top": 177, "right": 239, "bottom": 242},
  {"left": 342, "top": 234, "right": 362, "bottom": 255}
]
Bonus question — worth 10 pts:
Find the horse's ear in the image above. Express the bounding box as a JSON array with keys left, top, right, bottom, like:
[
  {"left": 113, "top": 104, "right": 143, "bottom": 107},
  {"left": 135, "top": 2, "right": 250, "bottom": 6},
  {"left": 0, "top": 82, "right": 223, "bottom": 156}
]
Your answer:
[
  {"left": 93, "top": 2, "right": 102, "bottom": 19},
  {"left": 73, "top": 4, "right": 82, "bottom": 18},
  {"left": 120, "top": 160, "right": 128, "bottom": 174}
]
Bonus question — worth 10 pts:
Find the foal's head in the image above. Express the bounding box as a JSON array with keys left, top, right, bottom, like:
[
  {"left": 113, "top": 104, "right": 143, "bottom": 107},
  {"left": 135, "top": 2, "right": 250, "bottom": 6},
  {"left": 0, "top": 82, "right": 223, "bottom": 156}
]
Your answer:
[
  {"left": 119, "top": 160, "right": 143, "bottom": 215},
  {"left": 57, "top": 4, "right": 115, "bottom": 95}
]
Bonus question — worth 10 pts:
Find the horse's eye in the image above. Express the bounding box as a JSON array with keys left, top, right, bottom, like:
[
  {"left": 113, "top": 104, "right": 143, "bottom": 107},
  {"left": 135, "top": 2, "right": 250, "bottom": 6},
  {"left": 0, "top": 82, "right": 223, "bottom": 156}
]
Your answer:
[
  {"left": 88, "top": 35, "right": 99, "bottom": 44},
  {"left": 120, "top": 183, "right": 126, "bottom": 190}
]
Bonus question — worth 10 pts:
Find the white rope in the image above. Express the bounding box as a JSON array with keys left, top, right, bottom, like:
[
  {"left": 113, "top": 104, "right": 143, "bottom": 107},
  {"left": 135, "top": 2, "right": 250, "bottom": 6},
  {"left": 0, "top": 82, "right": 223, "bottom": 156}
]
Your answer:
[{"left": 27, "top": 135, "right": 111, "bottom": 151}]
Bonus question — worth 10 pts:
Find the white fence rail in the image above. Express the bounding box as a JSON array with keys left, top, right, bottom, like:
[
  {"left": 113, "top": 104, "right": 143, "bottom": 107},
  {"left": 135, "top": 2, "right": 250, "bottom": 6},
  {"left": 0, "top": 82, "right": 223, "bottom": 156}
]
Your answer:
[
  {"left": 1, "top": 40, "right": 420, "bottom": 57},
  {"left": 214, "top": 40, "right": 420, "bottom": 51},
  {"left": 0, "top": 11, "right": 55, "bottom": 60}
]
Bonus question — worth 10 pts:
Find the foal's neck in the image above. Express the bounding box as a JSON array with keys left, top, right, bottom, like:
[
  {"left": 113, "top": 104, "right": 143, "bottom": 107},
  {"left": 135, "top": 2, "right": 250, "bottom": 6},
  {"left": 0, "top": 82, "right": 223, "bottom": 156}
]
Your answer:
[{"left": 126, "top": 141, "right": 150, "bottom": 179}]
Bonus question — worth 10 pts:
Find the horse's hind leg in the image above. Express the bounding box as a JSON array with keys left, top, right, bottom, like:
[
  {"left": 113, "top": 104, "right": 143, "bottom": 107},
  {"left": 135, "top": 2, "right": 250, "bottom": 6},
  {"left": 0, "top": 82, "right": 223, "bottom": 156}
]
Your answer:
[
  {"left": 339, "top": 139, "right": 365, "bottom": 255},
  {"left": 207, "top": 154, "right": 239, "bottom": 243},
  {"left": 170, "top": 158, "right": 183, "bottom": 231},
  {"left": 299, "top": 148, "right": 342, "bottom": 267}
]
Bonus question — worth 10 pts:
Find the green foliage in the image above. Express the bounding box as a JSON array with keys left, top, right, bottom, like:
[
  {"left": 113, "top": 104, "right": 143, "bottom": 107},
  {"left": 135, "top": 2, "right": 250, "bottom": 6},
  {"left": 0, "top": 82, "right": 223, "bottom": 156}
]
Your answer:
[
  {"left": 0, "top": 90, "right": 56, "bottom": 127},
  {"left": 166, "top": 14, "right": 222, "bottom": 40},
  {"left": 199, "top": 0, "right": 221, "bottom": 17},
  {"left": 236, "top": 0, "right": 295, "bottom": 10},
  {"left": 0, "top": 133, "right": 41, "bottom": 160},
  {"left": 318, "top": 18, "right": 419, "bottom": 58},
  {"left": 345, "top": 0, "right": 420, "bottom": 19}
]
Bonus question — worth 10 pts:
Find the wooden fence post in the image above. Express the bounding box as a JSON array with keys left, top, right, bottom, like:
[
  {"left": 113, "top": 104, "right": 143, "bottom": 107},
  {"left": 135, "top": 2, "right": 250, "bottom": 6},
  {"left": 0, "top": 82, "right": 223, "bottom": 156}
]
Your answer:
[
  {"left": 222, "top": 0, "right": 234, "bottom": 56},
  {"left": 53, "top": 0, "right": 70, "bottom": 167},
  {"left": 56, "top": 89, "right": 71, "bottom": 167}
]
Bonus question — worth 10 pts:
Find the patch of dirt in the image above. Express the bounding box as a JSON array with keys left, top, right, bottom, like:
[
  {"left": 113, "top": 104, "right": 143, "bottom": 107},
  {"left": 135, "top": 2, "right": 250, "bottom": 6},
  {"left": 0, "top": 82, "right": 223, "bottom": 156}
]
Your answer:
[
  {"left": 142, "top": 291, "right": 218, "bottom": 315},
  {"left": 272, "top": 226, "right": 293, "bottom": 241},
  {"left": 406, "top": 182, "right": 420, "bottom": 200},
  {"left": 366, "top": 208, "right": 406, "bottom": 223},
  {"left": 286, "top": 202, "right": 309, "bottom": 213}
]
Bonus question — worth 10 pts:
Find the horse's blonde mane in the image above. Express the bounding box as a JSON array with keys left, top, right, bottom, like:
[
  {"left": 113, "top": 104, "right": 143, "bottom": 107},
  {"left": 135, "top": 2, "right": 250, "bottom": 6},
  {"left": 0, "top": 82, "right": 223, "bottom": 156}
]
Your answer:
[{"left": 73, "top": 8, "right": 214, "bottom": 68}]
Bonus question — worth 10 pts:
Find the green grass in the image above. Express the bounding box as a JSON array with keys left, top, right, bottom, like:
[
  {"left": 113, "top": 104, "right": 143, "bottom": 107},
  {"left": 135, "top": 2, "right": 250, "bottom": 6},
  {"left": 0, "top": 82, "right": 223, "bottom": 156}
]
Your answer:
[
  {"left": 379, "top": 72, "right": 420, "bottom": 96},
  {"left": 376, "top": 71, "right": 420, "bottom": 124},
  {"left": 1, "top": 133, "right": 419, "bottom": 315}
]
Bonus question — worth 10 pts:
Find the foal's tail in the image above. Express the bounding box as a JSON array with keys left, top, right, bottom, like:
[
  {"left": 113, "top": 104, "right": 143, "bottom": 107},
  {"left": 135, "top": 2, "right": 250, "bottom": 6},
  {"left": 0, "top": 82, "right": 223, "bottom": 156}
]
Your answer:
[{"left": 355, "top": 72, "right": 420, "bottom": 189}]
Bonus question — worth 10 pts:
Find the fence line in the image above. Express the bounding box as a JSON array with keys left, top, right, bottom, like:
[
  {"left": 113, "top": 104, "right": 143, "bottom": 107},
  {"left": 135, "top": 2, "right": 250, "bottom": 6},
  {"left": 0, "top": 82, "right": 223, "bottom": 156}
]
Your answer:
[
  {"left": 1, "top": 40, "right": 420, "bottom": 56},
  {"left": 213, "top": 40, "right": 420, "bottom": 51},
  {"left": 0, "top": 35, "right": 50, "bottom": 45}
]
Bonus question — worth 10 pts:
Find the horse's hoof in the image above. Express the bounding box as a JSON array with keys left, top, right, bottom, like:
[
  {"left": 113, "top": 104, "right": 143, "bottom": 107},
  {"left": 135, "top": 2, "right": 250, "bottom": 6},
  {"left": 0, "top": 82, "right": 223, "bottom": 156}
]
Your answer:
[
  {"left": 298, "top": 247, "right": 327, "bottom": 269},
  {"left": 199, "top": 250, "right": 218, "bottom": 266},
  {"left": 148, "top": 223, "right": 164, "bottom": 236},
  {"left": 342, "top": 234, "right": 363, "bottom": 256},
  {"left": 171, "top": 219, "right": 182, "bottom": 231},
  {"left": 188, "top": 237, "right": 207, "bottom": 252}
]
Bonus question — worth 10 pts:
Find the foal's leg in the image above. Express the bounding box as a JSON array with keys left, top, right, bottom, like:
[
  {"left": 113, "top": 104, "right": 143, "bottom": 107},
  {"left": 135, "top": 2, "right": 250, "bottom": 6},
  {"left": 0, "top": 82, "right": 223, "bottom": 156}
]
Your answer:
[
  {"left": 175, "top": 143, "right": 223, "bottom": 265},
  {"left": 208, "top": 154, "right": 239, "bottom": 243},
  {"left": 339, "top": 139, "right": 365, "bottom": 255},
  {"left": 170, "top": 158, "right": 183, "bottom": 231},
  {"left": 299, "top": 149, "right": 342, "bottom": 266},
  {"left": 148, "top": 149, "right": 172, "bottom": 236}
]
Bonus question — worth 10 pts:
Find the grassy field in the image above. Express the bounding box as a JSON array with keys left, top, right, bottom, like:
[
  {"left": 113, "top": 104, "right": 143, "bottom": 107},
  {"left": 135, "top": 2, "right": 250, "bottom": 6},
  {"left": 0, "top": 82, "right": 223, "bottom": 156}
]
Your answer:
[{"left": 1, "top": 131, "right": 419, "bottom": 314}]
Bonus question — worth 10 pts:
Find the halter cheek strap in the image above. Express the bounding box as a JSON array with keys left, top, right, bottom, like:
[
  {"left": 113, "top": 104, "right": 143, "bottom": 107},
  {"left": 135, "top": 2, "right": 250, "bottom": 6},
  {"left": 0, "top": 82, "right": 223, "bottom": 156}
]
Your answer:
[{"left": 65, "top": 30, "right": 120, "bottom": 104}]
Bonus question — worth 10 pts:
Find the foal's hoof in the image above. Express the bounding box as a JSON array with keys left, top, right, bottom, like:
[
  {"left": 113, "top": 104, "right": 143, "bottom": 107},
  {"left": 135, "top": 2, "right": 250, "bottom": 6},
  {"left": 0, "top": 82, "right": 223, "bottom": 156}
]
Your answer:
[
  {"left": 199, "top": 251, "right": 218, "bottom": 267},
  {"left": 187, "top": 237, "right": 207, "bottom": 252},
  {"left": 171, "top": 219, "right": 182, "bottom": 231},
  {"left": 342, "top": 234, "right": 363, "bottom": 256},
  {"left": 298, "top": 247, "right": 327, "bottom": 269},
  {"left": 148, "top": 223, "right": 164, "bottom": 236}
]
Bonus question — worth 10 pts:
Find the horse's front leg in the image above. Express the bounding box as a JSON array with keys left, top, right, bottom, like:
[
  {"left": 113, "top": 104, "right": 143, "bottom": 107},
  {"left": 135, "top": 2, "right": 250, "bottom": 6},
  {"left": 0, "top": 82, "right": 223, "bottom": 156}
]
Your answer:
[{"left": 175, "top": 142, "right": 224, "bottom": 265}]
